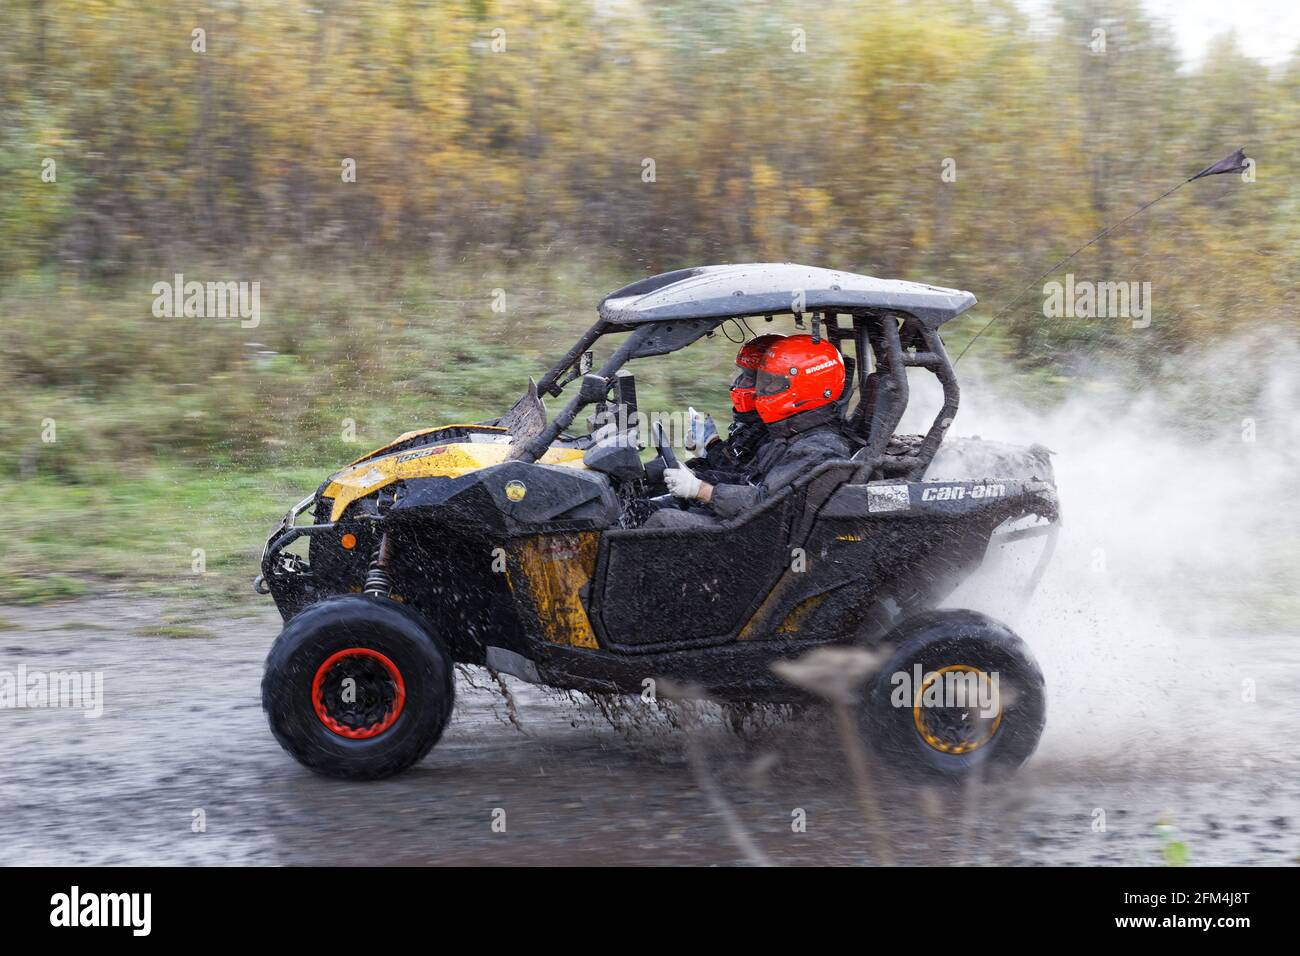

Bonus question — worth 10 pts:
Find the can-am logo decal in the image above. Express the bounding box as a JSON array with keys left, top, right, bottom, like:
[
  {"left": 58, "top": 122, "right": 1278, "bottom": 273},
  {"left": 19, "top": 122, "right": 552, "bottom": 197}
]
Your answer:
[
  {"left": 867, "top": 484, "right": 910, "bottom": 513},
  {"left": 921, "top": 483, "right": 1006, "bottom": 502}
]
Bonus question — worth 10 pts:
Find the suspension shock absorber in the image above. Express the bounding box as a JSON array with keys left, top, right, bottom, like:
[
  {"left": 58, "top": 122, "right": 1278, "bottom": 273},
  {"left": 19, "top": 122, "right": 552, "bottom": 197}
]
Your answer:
[{"left": 363, "top": 533, "right": 394, "bottom": 597}]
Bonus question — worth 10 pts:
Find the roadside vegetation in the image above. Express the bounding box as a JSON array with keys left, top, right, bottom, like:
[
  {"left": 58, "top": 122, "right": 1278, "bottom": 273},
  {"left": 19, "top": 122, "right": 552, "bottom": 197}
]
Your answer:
[{"left": 1, "top": 0, "right": 1297, "bottom": 624}]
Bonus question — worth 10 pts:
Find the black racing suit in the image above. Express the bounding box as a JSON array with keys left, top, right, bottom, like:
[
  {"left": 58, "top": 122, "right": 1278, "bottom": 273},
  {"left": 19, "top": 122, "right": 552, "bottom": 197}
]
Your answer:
[
  {"left": 686, "top": 409, "right": 769, "bottom": 485},
  {"left": 648, "top": 405, "right": 850, "bottom": 528}
]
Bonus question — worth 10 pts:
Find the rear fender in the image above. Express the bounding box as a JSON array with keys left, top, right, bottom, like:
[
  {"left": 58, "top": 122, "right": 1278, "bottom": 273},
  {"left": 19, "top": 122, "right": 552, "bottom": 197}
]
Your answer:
[{"left": 821, "top": 477, "right": 1058, "bottom": 523}]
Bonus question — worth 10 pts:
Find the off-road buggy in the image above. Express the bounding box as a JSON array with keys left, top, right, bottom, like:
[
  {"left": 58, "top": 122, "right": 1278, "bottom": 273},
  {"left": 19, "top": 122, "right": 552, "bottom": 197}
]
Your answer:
[{"left": 258, "top": 264, "right": 1060, "bottom": 780}]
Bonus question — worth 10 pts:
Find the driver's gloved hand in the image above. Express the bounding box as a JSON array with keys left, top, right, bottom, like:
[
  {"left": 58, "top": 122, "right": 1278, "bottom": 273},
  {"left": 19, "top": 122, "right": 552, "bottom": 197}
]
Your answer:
[
  {"left": 664, "top": 464, "right": 703, "bottom": 500},
  {"left": 686, "top": 406, "right": 720, "bottom": 453}
]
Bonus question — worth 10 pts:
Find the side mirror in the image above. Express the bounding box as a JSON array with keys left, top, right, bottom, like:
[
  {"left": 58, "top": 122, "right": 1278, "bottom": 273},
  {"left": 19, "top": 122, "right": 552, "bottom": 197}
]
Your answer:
[{"left": 577, "top": 373, "right": 610, "bottom": 406}]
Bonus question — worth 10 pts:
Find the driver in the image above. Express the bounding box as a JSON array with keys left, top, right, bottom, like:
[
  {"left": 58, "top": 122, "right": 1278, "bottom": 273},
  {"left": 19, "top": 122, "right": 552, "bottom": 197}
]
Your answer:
[
  {"left": 685, "top": 333, "right": 785, "bottom": 483},
  {"left": 647, "top": 334, "right": 849, "bottom": 528}
]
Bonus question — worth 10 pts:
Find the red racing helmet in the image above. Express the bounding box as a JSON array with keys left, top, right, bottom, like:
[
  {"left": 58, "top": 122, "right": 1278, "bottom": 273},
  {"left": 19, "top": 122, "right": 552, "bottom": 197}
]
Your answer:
[
  {"left": 730, "top": 334, "right": 785, "bottom": 413},
  {"left": 754, "top": 334, "right": 845, "bottom": 424}
]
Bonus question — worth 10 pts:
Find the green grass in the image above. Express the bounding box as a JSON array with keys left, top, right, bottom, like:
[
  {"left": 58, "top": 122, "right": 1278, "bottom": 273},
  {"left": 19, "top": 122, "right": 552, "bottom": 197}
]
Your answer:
[
  {"left": 0, "top": 464, "right": 322, "bottom": 606},
  {"left": 0, "top": 572, "right": 90, "bottom": 604}
]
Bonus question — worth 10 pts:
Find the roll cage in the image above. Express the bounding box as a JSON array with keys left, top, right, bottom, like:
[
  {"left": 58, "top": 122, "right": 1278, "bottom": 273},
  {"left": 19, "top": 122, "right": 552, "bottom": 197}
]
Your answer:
[{"left": 518, "top": 306, "right": 964, "bottom": 483}]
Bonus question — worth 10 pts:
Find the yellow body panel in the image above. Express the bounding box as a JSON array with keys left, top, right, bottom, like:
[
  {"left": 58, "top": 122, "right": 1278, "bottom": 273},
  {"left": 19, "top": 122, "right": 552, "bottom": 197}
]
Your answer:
[
  {"left": 738, "top": 578, "right": 829, "bottom": 640},
  {"left": 343, "top": 424, "right": 506, "bottom": 468},
  {"left": 774, "top": 592, "right": 829, "bottom": 636},
  {"left": 324, "top": 440, "right": 586, "bottom": 521},
  {"left": 504, "top": 533, "right": 601, "bottom": 649}
]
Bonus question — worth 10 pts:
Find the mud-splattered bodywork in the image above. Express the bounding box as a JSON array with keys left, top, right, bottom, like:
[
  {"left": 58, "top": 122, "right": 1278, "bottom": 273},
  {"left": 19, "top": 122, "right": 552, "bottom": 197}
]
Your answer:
[{"left": 258, "top": 263, "right": 1059, "bottom": 702}]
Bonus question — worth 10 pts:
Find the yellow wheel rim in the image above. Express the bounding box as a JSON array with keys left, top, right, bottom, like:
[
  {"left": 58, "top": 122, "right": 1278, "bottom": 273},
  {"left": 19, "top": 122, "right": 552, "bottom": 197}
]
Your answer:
[{"left": 912, "top": 664, "right": 1004, "bottom": 755}]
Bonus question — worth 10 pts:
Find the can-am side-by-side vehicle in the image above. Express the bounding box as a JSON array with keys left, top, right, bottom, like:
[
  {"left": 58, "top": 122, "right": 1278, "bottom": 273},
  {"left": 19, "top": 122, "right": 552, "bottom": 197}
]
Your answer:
[{"left": 257, "top": 264, "right": 1059, "bottom": 780}]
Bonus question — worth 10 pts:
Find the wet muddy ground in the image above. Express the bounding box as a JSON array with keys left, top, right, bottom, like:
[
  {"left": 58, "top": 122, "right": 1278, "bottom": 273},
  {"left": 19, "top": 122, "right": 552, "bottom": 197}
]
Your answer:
[{"left": 1, "top": 593, "right": 1296, "bottom": 866}]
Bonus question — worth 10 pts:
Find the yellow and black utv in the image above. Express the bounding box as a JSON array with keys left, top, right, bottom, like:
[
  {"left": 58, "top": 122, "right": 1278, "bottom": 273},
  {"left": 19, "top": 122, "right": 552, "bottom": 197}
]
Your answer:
[{"left": 258, "top": 264, "right": 1059, "bottom": 780}]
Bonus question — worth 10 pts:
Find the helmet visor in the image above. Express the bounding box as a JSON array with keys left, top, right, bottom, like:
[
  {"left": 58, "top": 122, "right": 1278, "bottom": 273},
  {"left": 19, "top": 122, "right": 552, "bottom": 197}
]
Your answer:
[
  {"left": 731, "top": 366, "right": 757, "bottom": 390},
  {"left": 756, "top": 368, "right": 791, "bottom": 397}
]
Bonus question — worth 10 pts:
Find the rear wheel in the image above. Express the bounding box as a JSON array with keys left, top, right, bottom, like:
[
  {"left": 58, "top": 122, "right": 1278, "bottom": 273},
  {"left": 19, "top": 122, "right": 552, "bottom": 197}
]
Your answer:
[
  {"left": 864, "top": 609, "right": 1045, "bottom": 779},
  {"left": 262, "top": 595, "right": 454, "bottom": 780}
]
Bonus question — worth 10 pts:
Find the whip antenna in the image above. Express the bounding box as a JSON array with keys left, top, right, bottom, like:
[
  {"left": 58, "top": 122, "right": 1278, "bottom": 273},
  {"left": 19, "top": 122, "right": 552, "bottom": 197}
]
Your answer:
[{"left": 954, "top": 147, "right": 1250, "bottom": 364}]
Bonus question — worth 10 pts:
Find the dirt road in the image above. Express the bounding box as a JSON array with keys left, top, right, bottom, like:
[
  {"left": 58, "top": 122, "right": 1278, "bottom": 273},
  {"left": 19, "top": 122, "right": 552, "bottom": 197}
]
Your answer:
[{"left": 1, "top": 592, "right": 1296, "bottom": 866}]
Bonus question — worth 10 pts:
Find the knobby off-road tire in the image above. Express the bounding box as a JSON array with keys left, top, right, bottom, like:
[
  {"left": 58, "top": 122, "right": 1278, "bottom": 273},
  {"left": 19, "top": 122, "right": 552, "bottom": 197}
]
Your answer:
[
  {"left": 263, "top": 595, "right": 454, "bottom": 780},
  {"left": 864, "top": 609, "right": 1045, "bottom": 780}
]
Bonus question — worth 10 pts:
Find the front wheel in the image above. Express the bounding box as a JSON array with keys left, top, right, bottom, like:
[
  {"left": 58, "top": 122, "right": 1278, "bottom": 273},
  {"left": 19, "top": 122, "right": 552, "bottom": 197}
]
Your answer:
[
  {"left": 863, "top": 609, "right": 1045, "bottom": 780},
  {"left": 262, "top": 595, "right": 454, "bottom": 780}
]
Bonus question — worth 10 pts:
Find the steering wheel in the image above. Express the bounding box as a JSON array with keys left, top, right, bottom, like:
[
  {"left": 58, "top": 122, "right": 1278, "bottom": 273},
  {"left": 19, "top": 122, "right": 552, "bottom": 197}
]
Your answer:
[
  {"left": 654, "top": 421, "right": 680, "bottom": 470},
  {"left": 639, "top": 422, "right": 692, "bottom": 511}
]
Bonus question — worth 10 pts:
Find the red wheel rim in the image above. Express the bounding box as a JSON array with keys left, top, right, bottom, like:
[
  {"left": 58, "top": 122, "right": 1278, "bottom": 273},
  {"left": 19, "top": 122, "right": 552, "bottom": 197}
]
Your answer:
[{"left": 312, "top": 647, "right": 406, "bottom": 739}]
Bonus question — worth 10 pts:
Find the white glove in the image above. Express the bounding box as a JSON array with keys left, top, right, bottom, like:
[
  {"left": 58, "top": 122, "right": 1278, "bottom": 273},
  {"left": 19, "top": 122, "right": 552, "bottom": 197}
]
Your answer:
[{"left": 664, "top": 464, "right": 703, "bottom": 500}]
